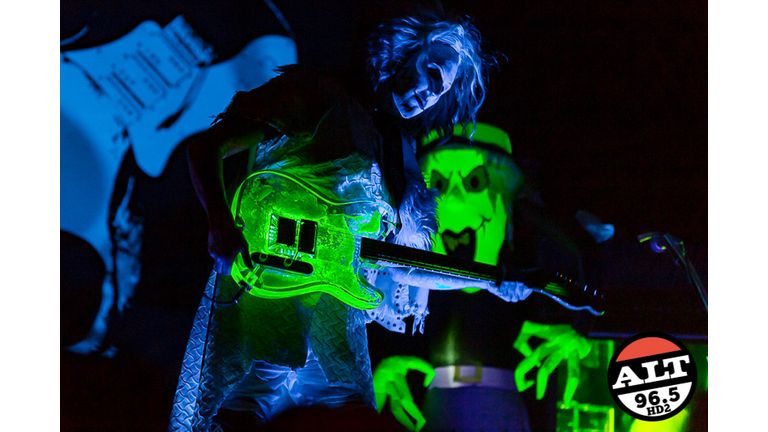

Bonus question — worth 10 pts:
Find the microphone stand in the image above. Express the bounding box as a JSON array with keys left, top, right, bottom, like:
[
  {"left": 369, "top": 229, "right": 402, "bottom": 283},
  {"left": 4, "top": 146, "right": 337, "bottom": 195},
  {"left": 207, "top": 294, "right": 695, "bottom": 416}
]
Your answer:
[{"left": 638, "top": 232, "right": 708, "bottom": 313}]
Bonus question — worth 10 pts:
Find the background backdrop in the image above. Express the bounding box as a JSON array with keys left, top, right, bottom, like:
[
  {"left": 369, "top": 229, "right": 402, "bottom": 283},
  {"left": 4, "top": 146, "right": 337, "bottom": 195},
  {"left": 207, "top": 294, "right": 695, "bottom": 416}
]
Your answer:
[{"left": 60, "top": 0, "right": 707, "bottom": 430}]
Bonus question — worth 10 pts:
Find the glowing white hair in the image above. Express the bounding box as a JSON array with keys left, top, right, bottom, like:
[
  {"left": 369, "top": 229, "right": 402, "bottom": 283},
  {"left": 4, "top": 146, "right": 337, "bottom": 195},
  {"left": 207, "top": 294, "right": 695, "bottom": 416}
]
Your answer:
[{"left": 366, "top": 12, "right": 495, "bottom": 138}]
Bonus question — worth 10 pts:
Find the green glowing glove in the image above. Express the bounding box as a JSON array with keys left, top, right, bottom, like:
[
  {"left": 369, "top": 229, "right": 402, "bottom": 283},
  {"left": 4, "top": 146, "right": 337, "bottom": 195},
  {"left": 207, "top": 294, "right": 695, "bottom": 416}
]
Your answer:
[
  {"left": 513, "top": 321, "right": 592, "bottom": 404},
  {"left": 373, "top": 356, "right": 435, "bottom": 432}
]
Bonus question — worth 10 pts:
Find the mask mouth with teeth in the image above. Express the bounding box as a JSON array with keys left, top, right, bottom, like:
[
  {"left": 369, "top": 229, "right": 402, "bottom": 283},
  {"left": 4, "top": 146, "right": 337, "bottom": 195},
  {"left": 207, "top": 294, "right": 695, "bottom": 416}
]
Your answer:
[
  {"left": 441, "top": 227, "right": 476, "bottom": 260},
  {"left": 419, "top": 123, "right": 523, "bottom": 271},
  {"left": 422, "top": 148, "right": 513, "bottom": 267}
]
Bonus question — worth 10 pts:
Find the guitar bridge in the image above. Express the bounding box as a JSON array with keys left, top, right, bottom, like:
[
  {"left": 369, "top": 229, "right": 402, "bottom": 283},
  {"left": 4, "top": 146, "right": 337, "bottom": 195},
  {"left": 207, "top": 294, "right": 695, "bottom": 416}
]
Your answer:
[{"left": 298, "top": 220, "right": 317, "bottom": 254}]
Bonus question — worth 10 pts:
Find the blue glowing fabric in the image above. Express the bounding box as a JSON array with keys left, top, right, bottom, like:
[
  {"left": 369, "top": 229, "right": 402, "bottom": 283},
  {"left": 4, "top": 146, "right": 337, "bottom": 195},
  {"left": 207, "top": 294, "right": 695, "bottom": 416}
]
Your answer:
[
  {"left": 221, "top": 345, "right": 366, "bottom": 416},
  {"left": 169, "top": 271, "right": 374, "bottom": 431}
]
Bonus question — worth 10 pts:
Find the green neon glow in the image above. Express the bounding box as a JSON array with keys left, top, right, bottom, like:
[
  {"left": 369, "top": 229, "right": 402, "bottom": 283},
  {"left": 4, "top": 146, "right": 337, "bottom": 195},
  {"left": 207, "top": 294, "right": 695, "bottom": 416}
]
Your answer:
[
  {"left": 419, "top": 124, "right": 522, "bottom": 296},
  {"left": 421, "top": 122, "right": 512, "bottom": 154},
  {"left": 629, "top": 408, "right": 689, "bottom": 432},
  {"left": 422, "top": 149, "right": 507, "bottom": 266},
  {"left": 557, "top": 401, "right": 615, "bottom": 432},
  {"left": 373, "top": 356, "right": 435, "bottom": 432},
  {"left": 514, "top": 321, "right": 592, "bottom": 404},
  {"left": 229, "top": 170, "right": 387, "bottom": 310},
  {"left": 442, "top": 325, "right": 458, "bottom": 366},
  {"left": 421, "top": 148, "right": 509, "bottom": 295}
]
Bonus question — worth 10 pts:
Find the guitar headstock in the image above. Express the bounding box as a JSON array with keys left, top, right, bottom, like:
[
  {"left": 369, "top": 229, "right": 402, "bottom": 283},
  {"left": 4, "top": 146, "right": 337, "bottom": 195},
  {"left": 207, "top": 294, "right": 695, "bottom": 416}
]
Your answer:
[{"left": 515, "top": 268, "right": 605, "bottom": 316}]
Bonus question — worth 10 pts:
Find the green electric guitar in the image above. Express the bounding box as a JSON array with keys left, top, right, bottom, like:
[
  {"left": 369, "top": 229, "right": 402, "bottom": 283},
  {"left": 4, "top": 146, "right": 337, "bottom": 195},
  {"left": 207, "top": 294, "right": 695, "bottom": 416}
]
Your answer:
[{"left": 229, "top": 170, "right": 604, "bottom": 315}]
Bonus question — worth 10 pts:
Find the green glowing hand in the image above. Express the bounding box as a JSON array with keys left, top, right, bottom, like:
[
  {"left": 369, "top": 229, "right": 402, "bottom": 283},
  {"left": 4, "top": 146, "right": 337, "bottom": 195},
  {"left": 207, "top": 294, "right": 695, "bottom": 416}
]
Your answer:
[
  {"left": 513, "top": 321, "right": 592, "bottom": 404},
  {"left": 373, "top": 356, "right": 435, "bottom": 432}
]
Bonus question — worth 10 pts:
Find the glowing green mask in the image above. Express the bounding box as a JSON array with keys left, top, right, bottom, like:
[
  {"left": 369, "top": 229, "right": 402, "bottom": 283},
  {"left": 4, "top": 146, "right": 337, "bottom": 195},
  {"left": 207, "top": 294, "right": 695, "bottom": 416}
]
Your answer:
[
  {"left": 420, "top": 124, "right": 522, "bottom": 292},
  {"left": 422, "top": 149, "right": 507, "bottom": 265}
]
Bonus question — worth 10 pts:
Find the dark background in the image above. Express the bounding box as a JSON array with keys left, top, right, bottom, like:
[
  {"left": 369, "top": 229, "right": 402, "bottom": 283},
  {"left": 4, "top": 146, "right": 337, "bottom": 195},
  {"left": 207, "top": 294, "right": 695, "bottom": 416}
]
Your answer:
[{"left": 60, "top": 0, "right": 707, "bottom": 430}]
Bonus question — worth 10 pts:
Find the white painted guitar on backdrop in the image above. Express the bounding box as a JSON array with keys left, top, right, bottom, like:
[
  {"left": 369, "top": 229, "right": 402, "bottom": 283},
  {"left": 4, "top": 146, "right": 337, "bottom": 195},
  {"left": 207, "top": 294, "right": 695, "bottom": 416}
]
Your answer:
[{"left": 61, "top": 15, "right": 297, "bottom": 352}]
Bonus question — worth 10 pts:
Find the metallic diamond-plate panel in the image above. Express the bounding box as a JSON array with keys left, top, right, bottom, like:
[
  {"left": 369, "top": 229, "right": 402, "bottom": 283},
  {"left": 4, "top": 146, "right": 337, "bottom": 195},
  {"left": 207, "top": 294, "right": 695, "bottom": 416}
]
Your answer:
[
  {"left": 169, "top": 271, "right": 217, "bottom": 432},
  {"left": 168, "top": 271, "right": 377, "bottom": 431},
  {"left": 310, "top": 295, "right": 375, "bottom": 407}
]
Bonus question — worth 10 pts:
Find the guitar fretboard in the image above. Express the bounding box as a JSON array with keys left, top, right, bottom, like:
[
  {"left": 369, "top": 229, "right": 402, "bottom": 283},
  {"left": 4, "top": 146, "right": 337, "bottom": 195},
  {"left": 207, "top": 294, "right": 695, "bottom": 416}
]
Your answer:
[{"left": 359, "top": 237, "right": 503, "bottom": 282}]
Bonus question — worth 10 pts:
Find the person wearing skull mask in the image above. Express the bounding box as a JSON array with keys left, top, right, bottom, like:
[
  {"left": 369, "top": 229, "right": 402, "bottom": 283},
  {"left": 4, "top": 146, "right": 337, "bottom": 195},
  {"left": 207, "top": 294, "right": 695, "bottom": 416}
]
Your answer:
[{"left": 169, "top": 11, "right": 533, "bottom": 432}]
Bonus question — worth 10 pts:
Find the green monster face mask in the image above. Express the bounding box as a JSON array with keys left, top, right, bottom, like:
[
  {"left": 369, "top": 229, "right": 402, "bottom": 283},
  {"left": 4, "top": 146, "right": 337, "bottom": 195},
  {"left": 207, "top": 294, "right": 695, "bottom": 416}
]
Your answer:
[
  {"left": 422, "top": 149, "right": 506, "bottom": 265},
  {"left": 420, "top": 124, "right": 523, "bottom": 292}
]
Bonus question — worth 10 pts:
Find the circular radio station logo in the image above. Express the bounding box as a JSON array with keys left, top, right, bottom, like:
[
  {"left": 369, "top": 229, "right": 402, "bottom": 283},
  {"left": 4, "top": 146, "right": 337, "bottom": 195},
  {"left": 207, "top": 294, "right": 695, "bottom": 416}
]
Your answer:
[{"left": 607, "top": 332, "right": 697, "bottom": 421}]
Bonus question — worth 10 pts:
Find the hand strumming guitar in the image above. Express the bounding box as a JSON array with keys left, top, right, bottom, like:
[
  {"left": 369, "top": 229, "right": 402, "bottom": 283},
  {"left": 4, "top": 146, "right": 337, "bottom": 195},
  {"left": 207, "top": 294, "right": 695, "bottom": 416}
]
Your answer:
[{"left": 207, "top": 213, "right": 253, "bottom": 276}]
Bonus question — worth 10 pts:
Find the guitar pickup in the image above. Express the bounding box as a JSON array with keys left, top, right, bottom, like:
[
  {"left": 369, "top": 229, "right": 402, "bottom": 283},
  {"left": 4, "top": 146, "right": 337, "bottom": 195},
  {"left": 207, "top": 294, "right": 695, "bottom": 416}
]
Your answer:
[
  {"left": 298, "top": 219, "right": 317, "bottom": 254},
  {"left": 275, "top": 217, "right": 317, "bottom": 255},
  {"left": 276, "top": 217, "right": 297, "bottom": 247}
]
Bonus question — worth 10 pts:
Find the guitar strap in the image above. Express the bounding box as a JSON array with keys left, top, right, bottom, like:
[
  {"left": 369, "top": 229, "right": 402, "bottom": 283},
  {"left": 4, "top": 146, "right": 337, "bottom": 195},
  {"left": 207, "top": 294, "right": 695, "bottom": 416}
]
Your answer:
[{"left": 375, "top": 116, "right": 407, "bottom": 211}]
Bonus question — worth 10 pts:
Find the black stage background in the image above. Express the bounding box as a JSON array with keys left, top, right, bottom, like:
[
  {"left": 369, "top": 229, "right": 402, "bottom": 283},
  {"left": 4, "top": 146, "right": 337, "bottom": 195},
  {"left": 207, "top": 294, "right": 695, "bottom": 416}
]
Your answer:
[{"left": 60, "top": 1, "right": 707, "bottom": 430}]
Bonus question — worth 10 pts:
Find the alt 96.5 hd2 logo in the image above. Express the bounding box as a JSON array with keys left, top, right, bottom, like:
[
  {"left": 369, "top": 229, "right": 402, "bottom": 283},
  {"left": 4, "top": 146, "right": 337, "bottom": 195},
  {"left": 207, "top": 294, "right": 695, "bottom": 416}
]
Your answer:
[{"left": 607, "top": 332, "right": 697, "bottom": 421}]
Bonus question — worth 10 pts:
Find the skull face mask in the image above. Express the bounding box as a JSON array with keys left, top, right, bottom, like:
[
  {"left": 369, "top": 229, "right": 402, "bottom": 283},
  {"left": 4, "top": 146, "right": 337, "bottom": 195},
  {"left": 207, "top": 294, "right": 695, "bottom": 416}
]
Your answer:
[{"left": 419, "top": 123, "right": 523, "bottom": 268}]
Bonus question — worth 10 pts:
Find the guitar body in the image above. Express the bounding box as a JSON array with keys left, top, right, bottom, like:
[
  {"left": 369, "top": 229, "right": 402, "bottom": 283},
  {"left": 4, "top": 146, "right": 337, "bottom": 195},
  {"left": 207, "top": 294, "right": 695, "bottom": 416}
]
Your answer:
[{"left": 230, "top": 170, "right": 390, "bottom": 310}]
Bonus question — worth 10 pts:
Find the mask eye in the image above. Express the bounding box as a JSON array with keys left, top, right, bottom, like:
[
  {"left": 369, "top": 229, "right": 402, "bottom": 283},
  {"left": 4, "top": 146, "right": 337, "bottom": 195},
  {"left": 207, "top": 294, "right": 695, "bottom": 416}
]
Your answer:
[
  {"left": 427, "top": 66, "right": 443, "bottom": 93},
  {"left": 462, "top": 166, "right": 489, "bottom": 192},
  {"left": 429, "top": 170, "right": 449, "bottom": 194}
]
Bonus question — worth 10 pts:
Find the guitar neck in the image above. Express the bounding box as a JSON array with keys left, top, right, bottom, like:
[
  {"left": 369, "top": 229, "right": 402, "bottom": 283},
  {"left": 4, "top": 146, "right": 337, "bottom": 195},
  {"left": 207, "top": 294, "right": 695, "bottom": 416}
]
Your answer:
[
  {"left": 359, "top": 237, "right": 503, "bottom": 282},
  {"left": 359, "top": 236, "right": 604, "bottom": 316}
]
